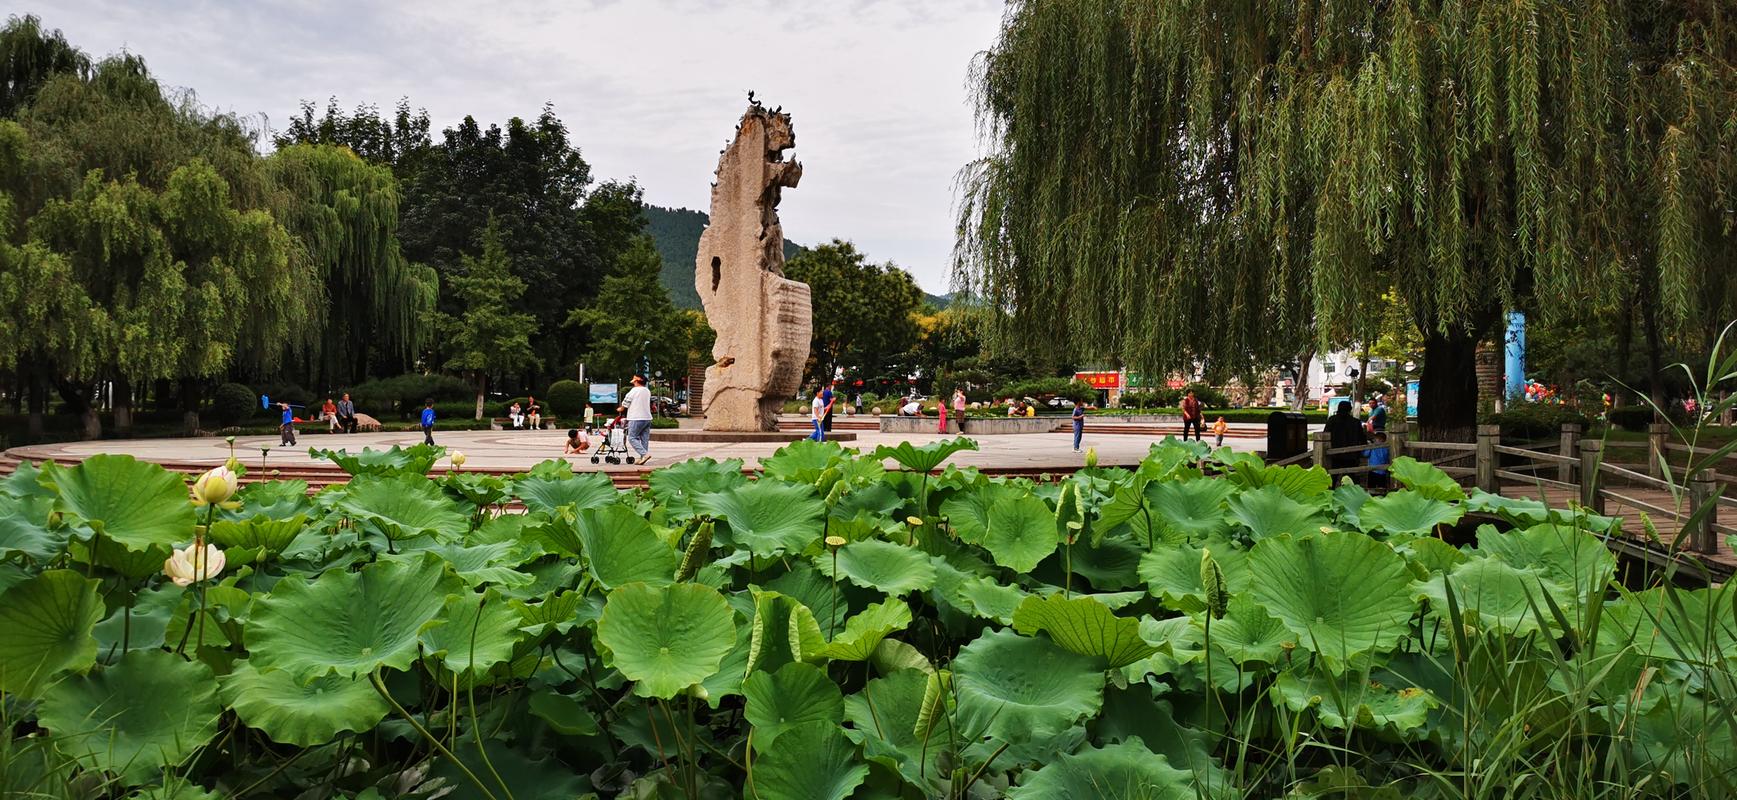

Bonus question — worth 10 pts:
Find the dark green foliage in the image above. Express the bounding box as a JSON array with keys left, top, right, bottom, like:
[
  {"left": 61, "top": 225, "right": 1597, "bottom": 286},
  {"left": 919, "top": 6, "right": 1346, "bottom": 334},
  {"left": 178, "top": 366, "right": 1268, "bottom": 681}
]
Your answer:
[
  {"left": 209, "top": 382, "right": 256, "bottom": 427},
  {"left": 0, "top": 14, "right": 88, "bottom": 118},
  {"left": 544, "top": 380, "right": 586, "bottom": 417},
  {"left": 566, "top": 237, "right": 691, "bottom": 383},
  {"left": 1606, "top": 406, "right": 1657, "bottom": 432},
  {"left": 644, "top": 205, "right": 802, "bottom": 309},
  {"left": 1482, "top": 403, "right": 1591, "bottom": 441},
  {"left": 431, "top": 218, "right": 538, "bottom": 418},
  {"left": 786, "top": 240, "right": 923, "bottom": 386},
  {"left": 345, "top": 374, "right": 472, "bottom": 418},
  {"left": 996, "top": 377, "right": 1094, "bottom": 404}
]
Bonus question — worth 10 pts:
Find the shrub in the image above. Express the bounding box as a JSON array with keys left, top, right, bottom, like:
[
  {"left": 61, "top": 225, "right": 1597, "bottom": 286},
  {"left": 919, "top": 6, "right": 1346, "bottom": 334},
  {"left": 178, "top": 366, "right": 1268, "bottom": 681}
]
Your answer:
[
  {"left": 210, "top": 382, "right": 257, "bottom": 426},
  {"left": 1482, "top": 403, "right": 1591, "bottom": 441},
  {"left": 347, "top": 374, "right": 473, "bottom": 417},
  {"left": 254, "top": 381, "right": 309, "bottom": 407},
  {"left": 996, "top": 377, "right": 1094, "bottom": 404},
  {"left": 545, "top": 381, "right": 587, "bottom": 417},
  {"left": 1606, "top": 406, "right": 1655, "bottom": 432}
]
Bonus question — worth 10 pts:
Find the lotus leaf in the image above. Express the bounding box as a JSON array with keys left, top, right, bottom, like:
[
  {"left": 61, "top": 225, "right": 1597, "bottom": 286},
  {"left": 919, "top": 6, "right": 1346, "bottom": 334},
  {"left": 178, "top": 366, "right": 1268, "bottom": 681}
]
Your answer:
[
  {"left": 335, "top": 474, "right": 469, "bottom": 542},
  {"left": 47, "top": 455, "right": 194, "bottom": 553},
  {"left": 818, "top": 599, "right": 912, "bottom": 661},
  {"left": 429, "top": 739, "right": 591, "bottom": 800},
  {"left": 526, "top": 687, "right": 599, "bottom": 735},
  {"left": 207, "top": 515, "right": 307, "bottom": 556},
  {"left": 817, "top": 539, "right": 935, "bottom": 596},
  {"left": 694, "top": 480, "right": 824, "bottom": 557},
  {"left": 745, "top": 589, "right": 827, "bottom": 674},
  {"left": 232, "top": 479, "right": 314, "bottom": 520},
  {"left": 248, "top": 552, "right": 462, "bottom": 680},
  {"left": 38, "top": 649, "right": 220, "bottom": 785},
  {"left": 92, "top": 583, "right": 183, "bottom": 656},
  {"left": 512, "top": 590, "right": 585, "bottom": 636},
  {"left": 1138, "top": 539, "right": 1249, "bottom": 614},
  {"left": 221, "top": 660, "right": 388, "bottom": 746},
  {"left": 951, "top": 575, "right": 1030, "bottom": 624},
  {"left": 1006, "top": 738, "right": 1195, "bottom": 799},
  {"left": 441, "top": 472, "right": 511, "bottom": 507},
  {"left": 697, "top": 616, "right": 753, "bottom": 708},
  {"left": 572, "top": 504, "right": 678, "bottom": 589},
  {"left": 1, "top": 459, "right": 51, "bottom": 500},
  {"left": 598, "top": 582, "right": 735, "bottom": 698},
  {"left": 1248, "top": 533, "right": 1417, "bottom": 667},
  {"left": 419, "top": 590, "right": 525, "bottom": 675},
  {"left": 1204, "top": 595, "right": 1295, "bottom": 665},
  {"left": 941, "top": 483, "right": 1057, "bottom": 571},
  {"left": 308, "top": 444, "right": 443, "bottom": 476},
  {"left": 761, "top": 438, "right": 857, "bottom": 484},
  {"left": 0, "top": 569, "right": 103, "bottom": 695},
  {"left": 953, "top": 628, "right": 1105, "bottom": 757},
  {"left": 1476, "top": 523, "right": 1616, "bottom": 604},
  {"left": 513, "top": 469, "right": 616, "bottom": 515},
  {"left": 1011, "top": 593, "right": 1157, "bottom": 668},
  {"left": 1390, "top": 457, "right": 1466, "bottom": 502},
  {"left": 395, "top": 540, "right": 533, "bottom": 589},
  {"left": 1272, "top": 669, "right": 1438, "bottom": 732},
  {"left": 873, "top": 437, "right": 980, "bottom": 473},
  {"left": 646, "top": 456, "right": 746, "bottom": 516},
  {"left": 842, "top": 668, "right": 948, "bottom": 792},
  {"left": 0, "top": 493, "right": 64, "bottom": 564},
  {"left": 1229, "top": 485, "right": 1330, "bottom": 540},
  {"left": 743, "top": 661, "right": 844, "bottom": 750},
  {"left": 1360, "top": 490, "right": 1465, "bottom": 536},
  {"left": 1146, "top": 477, "right": 1236, "bottom": 541},
  {"left": 1420, "top": 557, "right": 1555, "bottom": 635},
  {"left": 1332, "top": 481, "right": 1373, "bottom": 529},
  {"left": 1227, "top": 461, "right": 1331, "bottom": 501},
  {"left": 743, "top": 720, "right": 867, "bottom": 800}
]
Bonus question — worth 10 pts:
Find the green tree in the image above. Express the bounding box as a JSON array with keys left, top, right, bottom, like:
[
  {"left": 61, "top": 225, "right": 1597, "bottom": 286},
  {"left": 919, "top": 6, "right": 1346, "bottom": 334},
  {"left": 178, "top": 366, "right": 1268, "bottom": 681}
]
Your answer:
[
  {"left": 958, "top": 1, "right": 1737, "bottom": 441},
  {"left": 785, "top": 240, "right": 923, "bottom": 385},
  {"left": 435, "top": 218, "right": 538, "bottom": 419},
  {"left": 0, "top": 14, "right": 88, "bottom": 118},
  {"left": 567, "top": 238, "right": 689, "bottom": 383}
]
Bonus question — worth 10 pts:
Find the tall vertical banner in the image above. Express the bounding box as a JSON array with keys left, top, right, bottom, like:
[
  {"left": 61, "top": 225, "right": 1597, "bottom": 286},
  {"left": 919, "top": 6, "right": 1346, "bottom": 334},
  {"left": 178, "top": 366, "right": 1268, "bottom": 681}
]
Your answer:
[{"left": 1504, "top": 310, "right": 1526, "bottom": 400}]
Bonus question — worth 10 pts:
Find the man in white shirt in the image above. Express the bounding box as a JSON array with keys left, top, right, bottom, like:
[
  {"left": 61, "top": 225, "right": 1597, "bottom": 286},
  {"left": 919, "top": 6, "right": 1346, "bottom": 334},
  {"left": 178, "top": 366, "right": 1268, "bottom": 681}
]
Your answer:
[
  {"left": 809, "top": 389, "right": 826, "bottom": 441},
  {"left": 899, "top": 399, "right": 922, "bottom": 416},
  {"left": 619, "top": 374, "right": 654, "bottom": 464}
]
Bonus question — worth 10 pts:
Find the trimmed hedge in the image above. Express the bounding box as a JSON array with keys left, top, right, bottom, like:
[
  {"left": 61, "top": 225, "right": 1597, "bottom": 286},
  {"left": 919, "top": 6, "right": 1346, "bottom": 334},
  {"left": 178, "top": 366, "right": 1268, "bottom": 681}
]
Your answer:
[
  {"left": 346, "top": 374, "right": 474, "bottom": 418},
  {"left": 546, "top": 381, "right": 587, "bottom": 417},
  {"left": 1606, "top": 406, "right": 1655, "bottom": 432},
  {"left": 1482, "top": 403, "right": 1591, "bottom": 441},
  {"left": 211, "top": 382, "right": 257, "bottom": 427}
]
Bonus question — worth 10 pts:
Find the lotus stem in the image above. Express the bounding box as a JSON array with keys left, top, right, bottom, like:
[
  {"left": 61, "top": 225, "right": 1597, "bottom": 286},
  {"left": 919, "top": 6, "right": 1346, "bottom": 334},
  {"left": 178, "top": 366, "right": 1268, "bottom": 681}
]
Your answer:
[{"left": 369, "top": 670, "right": 500, "bottom": 800}]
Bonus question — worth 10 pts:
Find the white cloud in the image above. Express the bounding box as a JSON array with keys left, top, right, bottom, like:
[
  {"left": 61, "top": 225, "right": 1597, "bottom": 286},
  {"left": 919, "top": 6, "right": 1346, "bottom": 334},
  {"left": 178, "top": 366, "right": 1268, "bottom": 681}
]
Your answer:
[{"left": 32, "top": 0, "right": 1007, "bottom": 292}]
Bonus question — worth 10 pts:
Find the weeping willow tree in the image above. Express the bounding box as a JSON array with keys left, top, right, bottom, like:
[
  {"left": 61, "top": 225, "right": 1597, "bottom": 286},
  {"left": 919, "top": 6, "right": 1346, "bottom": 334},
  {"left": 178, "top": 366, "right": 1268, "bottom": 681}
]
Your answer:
[
  {"left": 266, "top": 144, "right": 438, "bottom": 387},
  {"left": 958, "top": 0, "right": 1737, "bottom": 440}
]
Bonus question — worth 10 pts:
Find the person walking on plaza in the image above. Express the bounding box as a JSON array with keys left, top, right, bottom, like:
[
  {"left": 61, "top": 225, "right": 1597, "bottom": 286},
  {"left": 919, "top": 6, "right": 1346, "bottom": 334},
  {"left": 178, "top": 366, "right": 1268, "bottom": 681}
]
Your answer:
[
  {"left": 821, "top": 380, "right": 836, "bottom": 434},
  {"left": 1180, "top": 389, "right": 1204, "bottom": 441},
  {"left": 1072, "top": 401, "right": 1087, "bottom": 452},
  {"left": 809, "top": 386, "right": 827, "bottom": 441},
  {"left": 937, "top": 388, "right": 949, "bottom": 434},
  {"left": 1213, "top": 415, "right": 1229, "bottom": 447},
  {"left": 420, "top": 399, "right": 437, "bottom": 446},
  {"left": 952, "top": 388, "right": 967, "bottom": 434},
  {"left": 278, "top": 402, "right": 298, "bottom": 446},
  {"left": 337, "top": 393, "right": 357, "bottom": 433},
  {"left": 621, "top": 375, "right": 654, "bottom": 464},
  {"left": 1325, "top": 400, "right": 1367, "bottom": 478},
  {"left": 321, "top": 397, "right": 339, "bottom": 432}
]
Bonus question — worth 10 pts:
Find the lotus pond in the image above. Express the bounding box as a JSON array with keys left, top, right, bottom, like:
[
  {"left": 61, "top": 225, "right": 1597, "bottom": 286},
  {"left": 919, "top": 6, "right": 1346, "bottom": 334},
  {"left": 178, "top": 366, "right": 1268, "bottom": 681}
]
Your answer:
[{"left": 0, "top": 438, "right": 1732, "bottom": 799}]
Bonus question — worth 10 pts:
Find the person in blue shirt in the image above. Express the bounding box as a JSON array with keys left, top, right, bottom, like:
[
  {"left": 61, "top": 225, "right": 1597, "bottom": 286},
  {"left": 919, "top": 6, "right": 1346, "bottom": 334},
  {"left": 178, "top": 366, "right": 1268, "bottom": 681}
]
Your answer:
[
  {"left": 420, "top": 399, "right": 436, "bottom": 446},
  {"left": 278, "top": 402, "right": 297, "bottom": 446},
  {"left": 1368, "top": 395, "right": 1388, "bottom": 434},
  {"left": 1071, "top": 402, "right": 1087, "bottom": 452},
  {"left": 1366, "top": 432, "right": 1392, "bottom": 490}
]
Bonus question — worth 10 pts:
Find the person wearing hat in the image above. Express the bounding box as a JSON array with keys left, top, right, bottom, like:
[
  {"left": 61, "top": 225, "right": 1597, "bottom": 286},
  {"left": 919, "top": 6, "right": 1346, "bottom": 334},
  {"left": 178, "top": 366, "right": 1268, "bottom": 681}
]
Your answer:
[{"left": 620, "top": 374, "right": 654, "bottom": 464}]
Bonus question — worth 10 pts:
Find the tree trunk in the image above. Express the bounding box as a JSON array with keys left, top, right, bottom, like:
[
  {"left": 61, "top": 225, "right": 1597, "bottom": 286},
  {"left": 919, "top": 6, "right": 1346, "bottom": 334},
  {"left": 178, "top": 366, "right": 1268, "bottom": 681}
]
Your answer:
[
  {"left": 179, "top": 377, "right": 202, "bottom": 436},
  {"left": 1417, "top": 328, "right": 1482, "bottom": 443},
  {"left": 1290, "top": 345, "right": 1316, "bottom": 412},
  {"left": 26, "top": 368, "right": 46, "bottom": 440},
  {"left": 57, "top": 380, "right": 101, "bottom": 440},
  {"left": 474, "top": 373, "right": 487, "bottom": 420},
  {"left": 1643, "top": 302, "right": 1666, "bottom": 419},
  {"left": 113, "top": 376, "right": 134, "bottom": 437}
]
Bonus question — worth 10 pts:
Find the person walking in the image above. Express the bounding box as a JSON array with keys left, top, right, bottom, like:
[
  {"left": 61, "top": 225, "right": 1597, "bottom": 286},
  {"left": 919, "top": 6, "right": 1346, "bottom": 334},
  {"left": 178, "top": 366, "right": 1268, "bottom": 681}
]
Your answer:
[
  {"left": 937, "top": 389, "right": 949, "bottom": 434},
  {"left": 621, "top": 375, "right": 654, "bottom": 464},
  {"left": 809, "top": 386, "right": 827, "bottom": 442},
  {"left": 278, "top": 402, "right": 298, "bottom": 446},
  {"left": 1212, "top": 416, "right": 1229, "bottom": 447},
  {"left": 321, "top": 397, "right": 339, "bottom": 432},
  {"left": 420, "top": 399, "right": 436, "bottom": 446},
  {"left": 1324, "top": 400, "right": 1367, "bottom": 479},
  {"left": 821, "top": 380, "right": 836, "bottom": 434},
  {"left": 952, "top": 388, "right": 967, "bottom": 434},
  {"left": 1180, "top": 390, "right": 1204, "bottom": 441},
  {"left": 1072, "top": 401, "right": 1087, "bottom": 452},
  {"left": 337, "top": 393, "right": 357, "bottom": 433}
]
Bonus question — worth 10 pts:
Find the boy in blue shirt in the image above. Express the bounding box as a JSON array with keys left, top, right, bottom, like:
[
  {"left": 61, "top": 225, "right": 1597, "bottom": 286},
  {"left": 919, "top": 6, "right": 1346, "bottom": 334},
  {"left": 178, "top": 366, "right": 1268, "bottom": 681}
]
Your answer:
[
  {"left": 278, "top": 402, "right": 297, "bottom": 446},
  {"left": 1367, "top": 432, "right": 1391, "bottom": 490},
  {"left": 420, "top": 399, "right": 436, "bottom": 445}
]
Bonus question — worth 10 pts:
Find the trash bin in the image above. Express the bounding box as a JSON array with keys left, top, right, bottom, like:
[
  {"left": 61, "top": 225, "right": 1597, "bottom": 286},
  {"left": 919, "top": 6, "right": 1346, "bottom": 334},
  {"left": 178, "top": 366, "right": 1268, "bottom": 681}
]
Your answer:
[{"left": 1266, "top": 411, "right": 1308, "bottom": 461}]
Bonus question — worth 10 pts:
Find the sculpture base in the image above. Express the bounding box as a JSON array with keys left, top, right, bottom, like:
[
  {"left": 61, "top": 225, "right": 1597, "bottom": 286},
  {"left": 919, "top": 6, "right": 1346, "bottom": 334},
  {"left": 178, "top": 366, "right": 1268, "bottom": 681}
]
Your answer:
[{"left": 652, "top": 429, "right": 856, "bottom": 443}]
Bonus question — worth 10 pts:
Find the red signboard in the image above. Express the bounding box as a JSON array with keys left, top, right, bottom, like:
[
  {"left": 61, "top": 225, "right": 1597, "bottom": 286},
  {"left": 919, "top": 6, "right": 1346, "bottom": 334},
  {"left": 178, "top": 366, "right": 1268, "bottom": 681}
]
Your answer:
[{"left": 1074, "top": 371, "right": 1122, "bottom": 390}]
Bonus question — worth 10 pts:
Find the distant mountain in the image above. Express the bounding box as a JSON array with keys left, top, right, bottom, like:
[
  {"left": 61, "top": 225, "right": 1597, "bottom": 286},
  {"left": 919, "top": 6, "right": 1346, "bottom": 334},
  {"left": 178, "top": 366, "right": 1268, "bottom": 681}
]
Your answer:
[{"left": 644, "top": 205, "right": 803, "bottom": 309}]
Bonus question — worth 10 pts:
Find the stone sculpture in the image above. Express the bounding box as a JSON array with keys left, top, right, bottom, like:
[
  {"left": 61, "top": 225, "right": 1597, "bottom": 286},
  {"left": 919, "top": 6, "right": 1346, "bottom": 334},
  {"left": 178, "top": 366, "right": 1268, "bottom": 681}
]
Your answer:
[{"left": 696, "top": 99, "right": 812, "bottom": 431}]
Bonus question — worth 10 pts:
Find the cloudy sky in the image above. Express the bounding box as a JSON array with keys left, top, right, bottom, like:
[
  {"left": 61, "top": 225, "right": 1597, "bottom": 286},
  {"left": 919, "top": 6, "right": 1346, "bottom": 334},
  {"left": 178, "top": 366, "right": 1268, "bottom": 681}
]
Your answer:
[{"left": 34, "top": 0, "right": 1010, "bottom": 292}]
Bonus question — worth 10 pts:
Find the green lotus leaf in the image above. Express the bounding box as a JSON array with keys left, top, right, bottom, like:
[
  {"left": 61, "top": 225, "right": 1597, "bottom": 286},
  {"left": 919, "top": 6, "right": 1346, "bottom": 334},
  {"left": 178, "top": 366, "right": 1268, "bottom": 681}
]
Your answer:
[
  {"left": 1390, "top": 457, "right": 1466, "bottom": 502},
  {"left": 842, "top": 668, "right": 948, "bottom": 792},
  {"left": 72, "top": 533, "right": 173, "bottom": 579},
  {"left": 308, "top": 444, "right": 443, "bottom": 476},
  {"left": 746, "top": 589, "right": 828, "bottom": 674},
  {"left": 743, "top": 661, "right": 844, "bottom": 750},
  {"left": 1227, "top": 461, "right": 1331, "bottom": 502},
  {"left": 1332, "top": 481, "right": 1373, "bottom": 530},
  {"left": 513, "top": 470, "right": 617, "bottom": 515},
  {"left": 694, "top": 480, "right": 824, "bottom": 557},
  {"left": 419, "top": 590, "right": 524, "bottom": 676},
  {"left": 1006, "top": 737, "right": 1194, "bottom": 799},
  {"left": 393, "top": 540, "right": 533, "bottom": 589},
  {"left": 1146, "top": 477, "right": 1236, "bottom": 541},
  {"left": 1622, "top": 693, "right": 1737, "bottom": 779},
  {"left": 646, "top": 456, "right": 747, "bottom": 517},
  {"left": 817, "top": 539, "right": 935, "bottom": 596},
  {"left": 512, "top": 590, "right": 585, "bottom": 637},
  {"left": 0, "top": 493, "right": 65, "bottom": 564},
  {"left": 1, "top": 459, "right": 52, "bottom": 500},
  {"left": 335, "top": 474, "right": 469, "bottom": 542},
  {"left": 93, "top": 583, "right": 184, "bottom": 656},
  {"left": 1065, "top": 536, "right": 1144, "bottom": 591},
  {"left": 575, "top": 504, "right": 677, "bottom": 589},
  {"left": 941, "top": 483, "right": 1057, "bottom": 571},
  {"left": 230, "top": 479, "right": 315, "bottom": 520},
  {"left": 950, "top": 575, "right": 1031, "bottom": 624},
  {"left": 761, "top": 439, "right": 862, "bottom": 484},
  {"left": 525, "top": 687, "right": 599, "bottom": 736},
  {"left": 764, "top": 560, "right": 847, "bottom": 627},
  {"left": 871, "top": 638, "right": 933, "bottom": 675},
  {"left": 744, "top": 720, "right": 868, "bottom": 800},
  {"left": 1599, "top": 586, "right": 1737, "bottom": 669},
  {"left": 1011, "top": 594, "right": 1157, "bottom": 668},
  {"left": 831, "top": 482, "right": 904, "bottom": 521},
  {"left": 248, "top": 552, "right": 461, "bottom": 680},
  {"left": 1248, "top": 533, "right": 1417, "bottom": 668},
  {"left": 873, "top": 437, "right": 980, "bottom": 473},
  {"left": 953, "top": 628, "right": 1105, "bottom": 757},
  {"left": 1359, "top": 490, "right": 1465, "bottom": 536},
  {"left": 1229, "top": 485, "right": 1330, "bottom": 540},
  {"left": 818, "top": 599, "right": 912, "bottom": 661},
  {"left": 1463, "top": 489, "right": 1619, "bottom": 534},
  {"left": 598, "top": 582, "right": 736, "bottom": 698},
  {"left": 1392, "top": 534, "right": 1467, "bottom": 575},
  {"left": 1138, "top": 539, "right": 1249, "bottom": 614},
  {"left": 47, "top": 455, "right": 194, "bottom": 553},
  {"left": 128, "top": 784, "right": 221, "bottom": 800},
  {"left": 206, "top": 515, "right": 307, "bottom": 556},
  {"left": 1476, "top": 523, "right": 1615, "bottom": 605},
  {"left": 221, "top": 659, "right": 388, "bottom": 746},
  {"left": 1421, "top": 557, "right": 1551, "bottom": 635},
  {"left": 38, "top": 649, "right": 220, "bottom": 785},
  {"left": 1272, "top": 669, "right": 1437, "bottom": 732},
  {"left": 697, "top": 615, "right": 752, "bottom": 708},
  {"left": 0, "top": 570, "right": 103, "bottom": 696},
  {"left": 1202, "top": 595, "right": 1295, "bottom": 665},
  {"left": 429, "top": 739, "right": 590, "bottom": 800}
]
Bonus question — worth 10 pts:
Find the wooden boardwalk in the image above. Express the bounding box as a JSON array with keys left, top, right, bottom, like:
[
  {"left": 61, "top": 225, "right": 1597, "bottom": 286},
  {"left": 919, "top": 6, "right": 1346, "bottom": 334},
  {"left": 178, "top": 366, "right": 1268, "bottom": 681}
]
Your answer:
[{"left": 1497, "top": 481, "right": 1735, "bottom": 583}]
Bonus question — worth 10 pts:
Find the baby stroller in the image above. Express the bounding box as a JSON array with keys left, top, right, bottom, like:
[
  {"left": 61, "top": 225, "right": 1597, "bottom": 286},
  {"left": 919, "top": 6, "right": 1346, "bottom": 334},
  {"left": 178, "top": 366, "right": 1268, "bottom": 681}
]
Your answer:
[{"left": 590, "top": 414, "right": 631, "bottom": 464}]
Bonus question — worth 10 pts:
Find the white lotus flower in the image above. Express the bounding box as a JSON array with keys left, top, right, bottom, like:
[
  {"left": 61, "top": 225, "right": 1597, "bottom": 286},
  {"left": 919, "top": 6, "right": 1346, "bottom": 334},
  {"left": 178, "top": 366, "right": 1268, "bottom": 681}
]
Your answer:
[
  {"left": 164, "top": 540, "right": 226, "bottom": 586},
  {"left": 190, "top": 465, "right": 240, "bottom": 507},
  {"left": 451, "top": 451, "right": 468, "bottom": 468}
]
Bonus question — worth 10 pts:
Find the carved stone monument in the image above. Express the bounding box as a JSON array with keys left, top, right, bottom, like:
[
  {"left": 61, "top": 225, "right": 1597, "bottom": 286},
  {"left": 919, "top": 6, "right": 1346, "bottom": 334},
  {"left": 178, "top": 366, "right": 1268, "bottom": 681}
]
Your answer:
[{"left": 696, "top": 100, "right": 812, "bottom": 431}]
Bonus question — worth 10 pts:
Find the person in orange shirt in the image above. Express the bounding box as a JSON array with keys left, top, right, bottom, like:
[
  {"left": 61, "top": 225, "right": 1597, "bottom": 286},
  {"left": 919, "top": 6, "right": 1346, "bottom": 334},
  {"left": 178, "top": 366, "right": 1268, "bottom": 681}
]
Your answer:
[
  {"left": 320, "top": 397, "right": 339, "bottom": 432},
  {"left": 1212, "top": 416, "right": 1229, "bottom": 447}
]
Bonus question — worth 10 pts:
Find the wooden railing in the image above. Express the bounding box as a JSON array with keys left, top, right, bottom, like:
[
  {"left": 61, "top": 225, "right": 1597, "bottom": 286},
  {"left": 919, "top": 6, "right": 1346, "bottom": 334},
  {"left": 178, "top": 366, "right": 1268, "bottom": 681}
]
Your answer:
[{"left": 1284, "top": 421, "right": 1730, "bottom": 556}]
